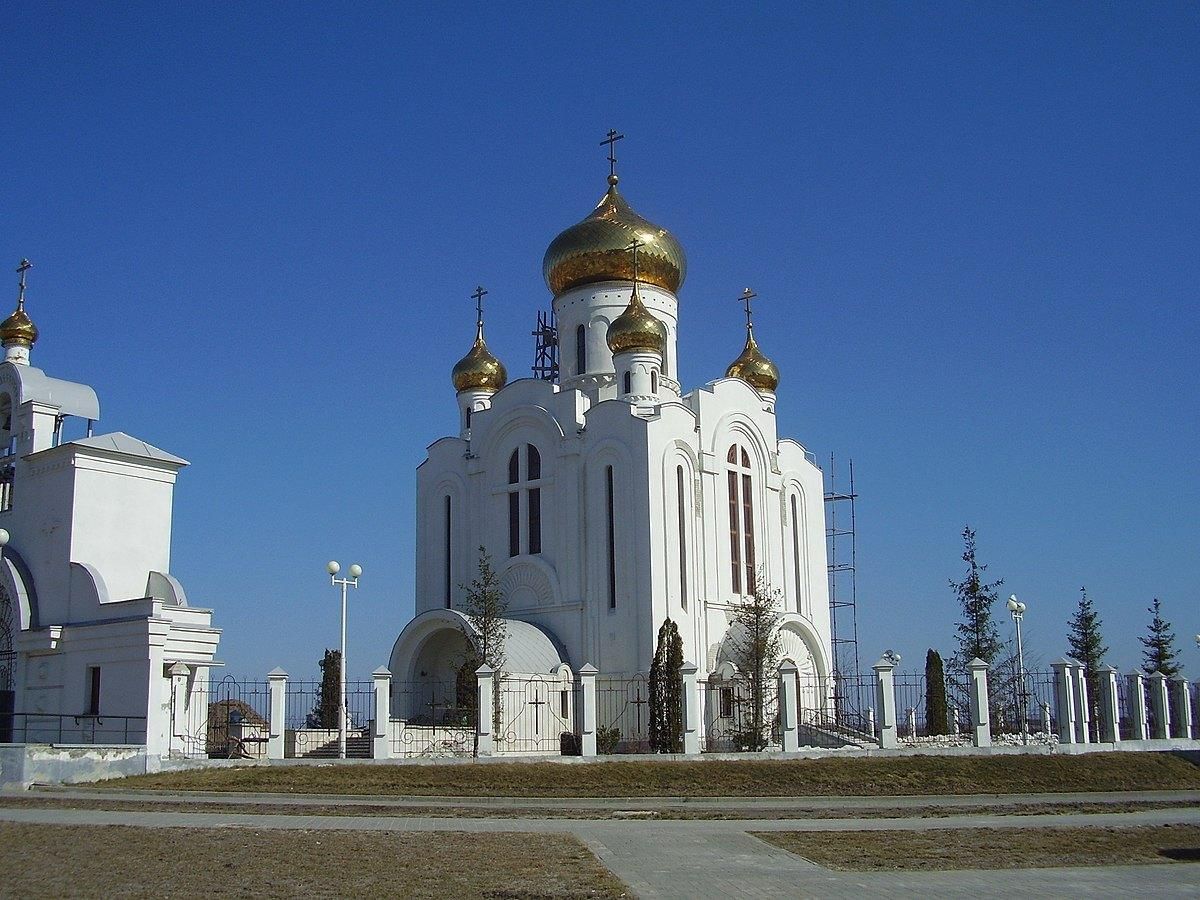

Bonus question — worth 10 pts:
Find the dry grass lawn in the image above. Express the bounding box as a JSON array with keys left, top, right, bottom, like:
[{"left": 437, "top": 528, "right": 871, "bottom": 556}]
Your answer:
[
  {"left": 0, "top": 824, "right": 629, "bottom": 898},
  {"left": 106, "top": 752, "right": 1200, "bottom": 797},
  {"left": 755, "top": 825, "right": 1200, "bottom": 871}
]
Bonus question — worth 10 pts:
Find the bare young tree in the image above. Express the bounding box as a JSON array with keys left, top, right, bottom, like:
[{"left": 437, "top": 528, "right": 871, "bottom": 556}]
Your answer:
[
  {"left": 460, "top": 547, "right": 508, "bottom": 735},
  {"left": 728, "top": 574, "right": 783, "bottom": 751}
]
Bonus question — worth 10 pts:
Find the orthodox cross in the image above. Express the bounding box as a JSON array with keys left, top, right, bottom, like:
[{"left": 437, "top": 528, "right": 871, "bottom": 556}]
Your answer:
[
  {"left": 737, "top": 287, "right": 758, "bottom": 330},
  {"left": 15, "top": 259, "right": 32, "bottom": 310},
  {"left": 601, "top": 129, "right": 625, "bottom": 180},
  {"left": 471, "top": 285, "right": 488, "bottom": 325},
  {"left": 626, "top": 238, "right": 644, "bottom": 291}
]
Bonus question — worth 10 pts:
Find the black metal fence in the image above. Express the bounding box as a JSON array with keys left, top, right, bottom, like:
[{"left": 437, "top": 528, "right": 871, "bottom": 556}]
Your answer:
[
  {"left": 173, "top": 675, "right": 271, "bottom": 759},
  {"left": 701, "top": 678, "right": 780, "bottom": 752},
  {"left": 5, "top": 712, "right": 147, "bottom": 745},
  {"left": 497, "top": 674, "right": 576, "bottom": 754},
  {"left": 596, "top": 674, "right": 651, "bottom": 753},
  {"left": 284, "top": 679, "right": 375, "bottom": 758},
  {"left": 389, "top": 678, "right": 476, "bottom": 758}
]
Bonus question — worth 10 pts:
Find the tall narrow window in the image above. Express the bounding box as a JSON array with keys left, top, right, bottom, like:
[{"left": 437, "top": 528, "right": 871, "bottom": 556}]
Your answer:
[
  {"left": 443, "top": 495, "right": 452, "bottom": 607},
  {"left": 507, "top": 445, "right": 544, "bottom": 557},
  {"left": 727, "top": 444, "right": 756, "bottom": 594},
  {"left": 465, "top": 407, "right": 472, "bottom": 429},
  {"left": 605, "top": 465, "right": 616, "bottom": 609},
  {"left": 676, "top": 465, "right": 688, "bottom": 610},
  {"left": 623, "top": 371, "right": 631, "bottom": 394},
  {"left": 576, "top": 324, "right": 587, "bottom": 374},
  {"left": 651, "top": 370, "right": 658, "bottom": 394},
  {"left": 790, "top": 494, "right": 802, "bottom": 613},
  {"left": 86, "top": 667, "right": 101, "bottom": 716}
]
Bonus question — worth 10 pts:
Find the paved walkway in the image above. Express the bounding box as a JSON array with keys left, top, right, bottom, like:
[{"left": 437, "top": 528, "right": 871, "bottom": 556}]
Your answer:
[{"left": 2, "top": 794, "right": 1198, "bottom": 898}]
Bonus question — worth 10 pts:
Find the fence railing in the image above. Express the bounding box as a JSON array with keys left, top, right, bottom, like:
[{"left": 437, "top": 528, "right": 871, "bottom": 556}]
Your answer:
[
  {"left": 389, "top": 678, "right": 476, "bottom": 758},
  {"left": 3, "top": 712, "right": 146, "bottom": 745},
  {"left": 285, "top": 679, "right": 375, "bottom": 758},
  {"left": 173, "top": 675, "right": 270, "bottom": 759},
  {"left": 596, "top": 674, "right": 651, "bottom": 753}
]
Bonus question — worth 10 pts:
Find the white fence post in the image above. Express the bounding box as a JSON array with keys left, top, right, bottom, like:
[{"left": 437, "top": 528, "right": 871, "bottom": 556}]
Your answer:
[
  {"left": 1172, "top": 676, "right": 1193, "bottom": 740},
  {"left": 167, "top": 662, "right": 190, "bottom": 755},
  {"left": 681, "top": 661, "right": 701, "bottom": 756},
  {"left": 476, "top": 664, "right": 495, "bottom": 757},
  {"left": 1148, "top": 671, "right": 1170, "bottom": 739},
  {"left": 1097, "top": 666, "right": 1120, "bottom": 744},
  {"left": 967, "top": 657, "right": 991, "bottom": 748},
  {"left": 1126, "top": 670, "right": 1149, "bottom": 741},
  {"left": 872, "top": 656, "right": 898, "bottom": 749},
  {"left": 778, "top": 661, "right": 799, "bottom": 753},
  {"left": 1071, "top": 660, "right": 1091, "bottom": 744},
  {"left": 1051, "top": 658, "right": 1077, "bottom": 745},
  {"left": 267, "top": 667, "right": 287, "bottom": 760},
  {"left": 372, "top": 667, "right": 391, "bottom": 760},
  {"left": 579, "top": 663, "right": 598, "bottom": 757}
]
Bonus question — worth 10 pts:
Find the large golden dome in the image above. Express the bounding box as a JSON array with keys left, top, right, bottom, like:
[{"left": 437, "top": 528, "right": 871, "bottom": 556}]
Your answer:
[
  {"left": 0, "top": 306, "right": 37, "bottom": 347},
  {"left": 726, "top": 326, "right": 779, "bottom": 394},
  {"left": 543, "top": 177, "right": 686, "bottom": 296},
  {"left": 607, "top": 288, "right": 667, "bottom": 356},
  {"left": 451, "top": 323, "right": 507, "bottom": 393}
]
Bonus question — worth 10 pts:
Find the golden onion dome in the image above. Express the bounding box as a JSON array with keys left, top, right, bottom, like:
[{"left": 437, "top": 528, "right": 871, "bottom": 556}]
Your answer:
[
  {"left": 0, "top": 306, "right": 38, "bottom": 347},
  {"left": 607, "top": 288, "right": 667, "bottom": 356},
  {"left": 543, "top": 177, "right": 686, "bottom": 296},
  {"left": 726, "top": 326, "right": 779, "bottom": 393},
  {"left": 451, "top": 323, "right": 507, "bottom": 393}
]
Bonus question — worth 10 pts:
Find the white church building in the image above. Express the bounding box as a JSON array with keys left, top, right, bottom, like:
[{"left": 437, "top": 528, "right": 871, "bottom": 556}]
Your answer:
[
  {"left": 389, "top": 154, "right": 832, "bottom": 716},
  {"left": 0, "top": 261, "right": 220, "bottom": 757}
]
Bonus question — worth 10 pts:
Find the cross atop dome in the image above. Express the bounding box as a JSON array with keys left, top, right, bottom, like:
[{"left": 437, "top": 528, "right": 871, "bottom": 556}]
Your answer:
[
  {"left": 601, "top": 129, "right": 625, "bottom": 186},
  {"left": 1, "top": 258, "right": 39, "bottom": 364}
]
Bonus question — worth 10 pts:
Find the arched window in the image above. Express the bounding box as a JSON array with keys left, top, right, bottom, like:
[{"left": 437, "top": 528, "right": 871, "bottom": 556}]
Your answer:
[
  {"left": 790, "top": 494, "right": 802, "bottom": 613},
  {"left": 605, "top": 465, "right": 616, "bottom": 609},
  {"left": 464, "top": 407, "right": 471, "bottom": 429},
  {"left": 727, "top": 444, "right": 755, "bottom": 594},
  {"left": 651, "top": 370, "right": 658, "bottom": 394},
  {"left": 443, "top": 495, "right": 453, "bottom": 608},
  {"left": 576, "top": 324, "right": 587, "bottom": 375},
  {"left": 507, "top": 444, "right": 543, "bottom": 557},
  {"left": 622, "top": 372, "right": 631, "bottom": 395},
  {"left": 676, "top": 465, "right": 688, "bottom": 611}
]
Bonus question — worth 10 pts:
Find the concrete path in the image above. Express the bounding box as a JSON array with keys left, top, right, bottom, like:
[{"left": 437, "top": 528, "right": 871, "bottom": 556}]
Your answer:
[{"left": 2, "top": 798, "right": 1198, "bottom": 898}]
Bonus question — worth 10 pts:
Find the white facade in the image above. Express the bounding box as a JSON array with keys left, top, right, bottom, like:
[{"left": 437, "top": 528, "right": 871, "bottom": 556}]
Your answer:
[
  {"left": 0, "top": 300, "right": 220, "bottom": 755},
  {"left": 391, "top": 173, "right": 832, "bottom": 687}
]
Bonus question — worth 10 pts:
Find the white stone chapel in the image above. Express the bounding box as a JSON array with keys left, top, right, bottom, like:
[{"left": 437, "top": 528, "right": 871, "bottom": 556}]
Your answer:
[
  {"left": 0, "top": 260, "right": 220, "bottom": 755},
  {"left": 389, "top": 150, "right": 832, "bottom": 705}
]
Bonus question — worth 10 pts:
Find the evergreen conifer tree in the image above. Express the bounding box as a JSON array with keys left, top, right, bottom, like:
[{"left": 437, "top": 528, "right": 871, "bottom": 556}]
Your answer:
[
  {"left": 1067, "top": 586, "right": 1108, "bottom": 736},
  {"left": 648, "top": 619, "right": 684, "bottom": 753},
  {"left": 950, "top": 526, "right": 1004, "bottom": 669},
  {"left": 307, "top": 648, "right": 341, "bottom": 728},
  {"left": 1139, "top": 597, "right": 1181, "bottom": 677},
  {"left": 924, "top": 649, "right": 948, "bottom": 735},
  {"left": 460, "top": 547, "right": 508, "bottom": 735}
]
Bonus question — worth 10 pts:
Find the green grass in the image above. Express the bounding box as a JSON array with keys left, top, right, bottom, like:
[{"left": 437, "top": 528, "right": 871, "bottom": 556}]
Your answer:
[
  {"left": 104, "top": 752, "right": 1200, "bottom": 797},
  {"left": 755, "top": 825, "right": 1200, "bottom": 871}
]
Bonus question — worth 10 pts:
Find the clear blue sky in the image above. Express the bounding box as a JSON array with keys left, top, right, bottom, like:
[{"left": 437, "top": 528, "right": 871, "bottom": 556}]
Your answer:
[{"left": 3, "top": 3, "right": 1197, "bottom": 681}]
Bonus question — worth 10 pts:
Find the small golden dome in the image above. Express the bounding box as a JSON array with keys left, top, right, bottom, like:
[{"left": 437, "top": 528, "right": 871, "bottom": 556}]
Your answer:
[
  {"left": 726, "top": 326, "right": 779, "bottom": 393},
  {"left": 0, "top": 306, "right": 37, "bottom": 348},
  {"left": 607, "top": 288, "right": 667, "bottom": 356},
  {"left": 451, "top": 323, "right": 507, "bottom": 393},
  {"left": 543, "top": 180, "right": 686, "bottom": 296}
]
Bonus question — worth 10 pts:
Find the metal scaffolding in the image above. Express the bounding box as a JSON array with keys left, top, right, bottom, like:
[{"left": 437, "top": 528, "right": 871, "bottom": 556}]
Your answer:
[
  {"left": 531, "top": 310, "right": 558, "bottom": 382},
  {"left": 824, "top": 454, "right": 862, "bottom": 722}
]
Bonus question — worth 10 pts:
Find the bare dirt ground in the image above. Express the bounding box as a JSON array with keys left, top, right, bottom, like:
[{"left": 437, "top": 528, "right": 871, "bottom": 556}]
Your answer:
[
  {"left": 755, "top": 824, "right": 1200, "bottom": 871},
  {"left": 0, "top": 824, "right": 630, "bottom": 899}
]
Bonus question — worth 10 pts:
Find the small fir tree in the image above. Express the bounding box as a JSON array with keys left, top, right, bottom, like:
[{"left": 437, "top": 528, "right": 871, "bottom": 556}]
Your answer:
[
  {"left": 924, "top": 649, "right": 948, "bottom": 736},
  {"left": 1067, "top": 586, "right": 1108, "bottom": 736},
  {"left": 648, "top": 619, "right": 684, "bottom": 753},
  {"left": 950, "top": 526, "right": 1004, "bottom": 669},
  {"left": 307, "top": 648, "right": 341, "bottom": 728},
  {"left": 460, "top": 547, "right": 508, "bottom": 734},
  {"left": 1139, "top": 597, "right": 1180, "bottom": 677},
  {"left": 729, "top": 574, "right": 783, "bottom": 751}
]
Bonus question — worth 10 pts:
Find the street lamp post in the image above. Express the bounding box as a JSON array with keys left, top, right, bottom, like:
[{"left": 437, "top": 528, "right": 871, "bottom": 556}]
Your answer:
[
  {"left": 1006, "top": 595, "right": 1028, "bottom": 745},
  {"left": 326, "top": 560, "right": 362, "bottom": 760}
]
